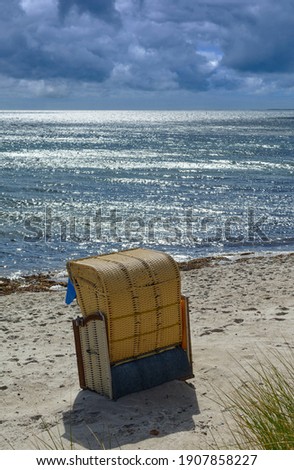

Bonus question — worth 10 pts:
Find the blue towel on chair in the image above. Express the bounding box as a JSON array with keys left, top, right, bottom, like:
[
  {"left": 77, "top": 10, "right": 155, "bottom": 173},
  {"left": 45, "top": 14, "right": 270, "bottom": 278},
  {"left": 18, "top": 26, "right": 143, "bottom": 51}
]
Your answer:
[{"left": 65, "top": 278, "right": 76, "bottom": 305}]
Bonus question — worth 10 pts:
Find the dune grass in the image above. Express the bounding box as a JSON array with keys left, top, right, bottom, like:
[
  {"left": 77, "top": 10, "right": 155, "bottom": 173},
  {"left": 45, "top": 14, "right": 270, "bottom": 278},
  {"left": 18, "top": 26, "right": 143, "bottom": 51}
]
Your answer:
[
  {"left": 220, "top": 347, "right": 294, "bottom": 450},
  {"left": 33, "top": 419, "right": 73, "bottom": 450}
]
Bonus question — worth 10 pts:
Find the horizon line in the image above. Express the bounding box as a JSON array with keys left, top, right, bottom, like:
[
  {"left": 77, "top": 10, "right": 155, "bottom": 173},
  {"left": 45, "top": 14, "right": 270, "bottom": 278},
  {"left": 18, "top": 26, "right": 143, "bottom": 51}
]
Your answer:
[{"left": 1, "top": 108, "right": 294, "bottom": 112}]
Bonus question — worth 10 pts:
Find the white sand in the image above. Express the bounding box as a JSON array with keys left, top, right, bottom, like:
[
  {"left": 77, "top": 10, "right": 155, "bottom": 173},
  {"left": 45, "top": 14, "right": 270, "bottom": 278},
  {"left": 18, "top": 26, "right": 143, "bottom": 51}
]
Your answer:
[{"left": 0, "top": 253, "right": 293, "bottom": 450}]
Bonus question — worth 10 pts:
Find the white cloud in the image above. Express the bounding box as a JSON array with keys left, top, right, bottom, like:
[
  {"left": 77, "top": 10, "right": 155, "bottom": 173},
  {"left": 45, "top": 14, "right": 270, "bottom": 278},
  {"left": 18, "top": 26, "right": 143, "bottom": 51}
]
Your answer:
[
  {"left": 19, "top": 78, "right": 70, "bottom": 97},
  {"left": 20, "top": 0, "right": 57, "bottom": 16}
]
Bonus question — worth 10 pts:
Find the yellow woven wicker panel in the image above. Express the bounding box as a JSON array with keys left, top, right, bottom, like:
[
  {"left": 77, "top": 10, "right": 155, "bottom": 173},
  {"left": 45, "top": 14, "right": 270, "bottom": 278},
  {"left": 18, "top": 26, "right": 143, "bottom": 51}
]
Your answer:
[
  {"left": 158, "top": 322, "right": 182, "bottom": 347},
  {"left": 154, "top": 279, "right": 180, "bottom": 305},
  {"left": 109, "top": 323, "right": 181, "bottom": 363},
  {"left": 109, "top": 314, "right": 136, "bottom": 342},
  {"left": 106, "top": 291, "right": 136, "bottom": 316},
  {"left": 108, "top": 312, "right": 182, "bottom": 363},
  {"left": 77, "top": 258, "right": 132, "bottom": 292},
  {"left": 79, "top": 251, "right": 156, "bottom": 288},
  {"left": 67, "top": 248, "right": 182, "bottom": 364},
  {"left": 110, "top": 338, "right": 138, "bottom": 364},
  {"left": 70, "top": 249, "right": 180, "bottom": 292},
  {"left": 74, "top": 264, "right": 105, "bottom": 290},
  {"left": 110, "top": 333, "right": 159, "bottom": 364},
  {"left": 79, "top": 315, "right": 112, "bottom": 398},
  {"left": 121, "top": 249, "right": 180, "bottom": 285},
  {"left": 74, "top": 280, "right": 97, "bottom": 316}
]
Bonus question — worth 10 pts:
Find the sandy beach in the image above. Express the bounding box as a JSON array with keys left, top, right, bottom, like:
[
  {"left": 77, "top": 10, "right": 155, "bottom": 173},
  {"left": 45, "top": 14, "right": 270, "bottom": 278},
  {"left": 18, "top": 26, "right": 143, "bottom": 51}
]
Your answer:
[{"left": 0, "top": 252, "right": 293, "bottom": 450}]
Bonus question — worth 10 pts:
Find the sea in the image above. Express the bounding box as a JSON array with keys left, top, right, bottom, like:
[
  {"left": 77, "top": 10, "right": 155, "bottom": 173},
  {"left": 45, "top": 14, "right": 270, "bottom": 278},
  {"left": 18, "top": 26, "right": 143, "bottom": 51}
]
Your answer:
[{"left": 1, "top": 110, "right": 294, "bottom": 278}]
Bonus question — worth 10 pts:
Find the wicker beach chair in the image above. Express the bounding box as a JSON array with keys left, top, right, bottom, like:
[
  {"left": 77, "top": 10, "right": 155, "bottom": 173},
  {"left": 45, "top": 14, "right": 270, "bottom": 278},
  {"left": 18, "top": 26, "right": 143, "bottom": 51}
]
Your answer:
[{"left": 67, "top": 248, "right": 193, "bottom": 399}]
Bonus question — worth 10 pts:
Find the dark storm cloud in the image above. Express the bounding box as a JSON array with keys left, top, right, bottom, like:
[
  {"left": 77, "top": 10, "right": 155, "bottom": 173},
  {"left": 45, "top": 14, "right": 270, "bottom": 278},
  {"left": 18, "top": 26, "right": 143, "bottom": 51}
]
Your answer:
[
  {"left": 220, "top": 0, "right": 294, "bottom": 73},
  {"left": 0, "top": 0, "right": 117, "bottom": 82},
  {"left": 58, "top": 0, "right": 120, "bottom": 23},
  {"left": 0, "top": 0, "right": 293, "bottom": 99},
  {"left": 141, "top": 0, "right": 294, "bottom": 73}
]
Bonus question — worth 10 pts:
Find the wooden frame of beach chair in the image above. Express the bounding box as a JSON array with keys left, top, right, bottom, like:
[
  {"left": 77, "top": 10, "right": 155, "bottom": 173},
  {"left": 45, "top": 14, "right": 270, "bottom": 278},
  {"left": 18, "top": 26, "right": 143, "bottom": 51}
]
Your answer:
[
  {"left": 68, "top": 248, "right": 194, "bottom": 399},
  {"left": 72, "top": 312, "right": 113, "bottom": 399},
  {"left": 181, "top": 295, "right": 193, "bottom": 371}
]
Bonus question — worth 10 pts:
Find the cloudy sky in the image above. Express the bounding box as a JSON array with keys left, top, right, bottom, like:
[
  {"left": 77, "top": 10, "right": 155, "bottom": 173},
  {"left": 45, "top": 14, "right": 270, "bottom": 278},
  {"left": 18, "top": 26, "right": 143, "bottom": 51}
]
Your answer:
[{"left": 1, "top": 0, "right": 294, "bottom": 109}]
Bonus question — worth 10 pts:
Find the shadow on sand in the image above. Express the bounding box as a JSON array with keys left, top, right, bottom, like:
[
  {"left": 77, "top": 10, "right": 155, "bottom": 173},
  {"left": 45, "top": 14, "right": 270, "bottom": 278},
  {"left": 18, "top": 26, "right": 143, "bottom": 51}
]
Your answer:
[{"left": 62, "top": 379, "right": 200, "bottom": 449}]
